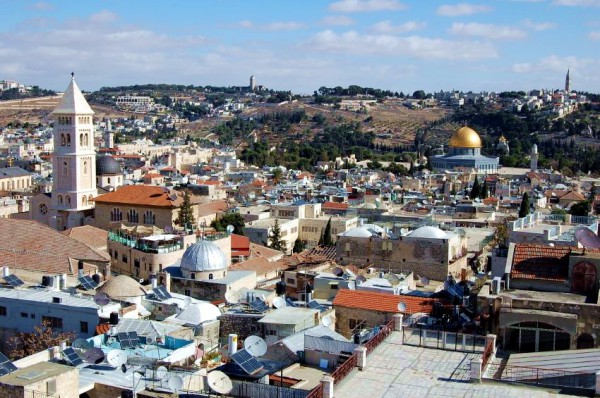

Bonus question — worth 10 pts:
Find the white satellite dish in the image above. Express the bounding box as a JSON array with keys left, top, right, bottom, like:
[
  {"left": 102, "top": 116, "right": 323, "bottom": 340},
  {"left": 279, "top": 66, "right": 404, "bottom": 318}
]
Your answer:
[
  {"left": 93, "top": 292, "right": 110, "bottom": 306},
  {"left": 226, "top": 224, "right": 235, "bottom": 234},
  {"left": 156, "top": 366, "right": 168, "bottom": 381},
  {"left": 207, "top": 370, "right": 233, "bottom": 395},
  {"left": 397, "top": 302, "right": 407, "bottom": 312},
  {"left": 321, "top": 316, "right": 333, "bottom": 327},
  {"left": 168, "top": 375, "right": 184, "bottom": 391},
  {"left": 225, "top": 290, "right": 240, "bottom": 304},
  {"left": 146, "top": 336, "right": 155, "bottom": 345},
  {"left": 107, "top": 349, "right": 128, "bottom": 368},
  {"left": 244, "top": 335, "right": 267, "bottom": 357},
  {"left": 272, "top": 296, "right": 287, "bottom": 309}
]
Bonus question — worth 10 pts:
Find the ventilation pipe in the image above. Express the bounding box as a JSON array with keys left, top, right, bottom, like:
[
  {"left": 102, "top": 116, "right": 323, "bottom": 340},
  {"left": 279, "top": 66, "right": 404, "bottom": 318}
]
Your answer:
[
  {"left": 228, "top": 334, "right": 238, "bottom": 356},
  {"left": 2, "top": 267, "right": 9, "bottom": 277}
]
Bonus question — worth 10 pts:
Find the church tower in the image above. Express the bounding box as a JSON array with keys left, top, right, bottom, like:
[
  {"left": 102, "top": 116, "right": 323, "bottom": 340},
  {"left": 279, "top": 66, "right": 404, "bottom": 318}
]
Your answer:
[
  {"left": 50, "top": 74, "right": 97, "bottom": 229},
  {"left": 565, "top": 69, "right": 570, "bottom": 93},
  {"left": 530, "top": 144, "right": 538, "bottom": 172}
]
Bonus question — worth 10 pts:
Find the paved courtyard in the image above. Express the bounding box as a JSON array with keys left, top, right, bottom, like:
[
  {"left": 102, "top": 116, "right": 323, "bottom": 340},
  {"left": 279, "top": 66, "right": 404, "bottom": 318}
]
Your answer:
[{"left": 334, "top": 331, "right": 591, "bottom": 398}]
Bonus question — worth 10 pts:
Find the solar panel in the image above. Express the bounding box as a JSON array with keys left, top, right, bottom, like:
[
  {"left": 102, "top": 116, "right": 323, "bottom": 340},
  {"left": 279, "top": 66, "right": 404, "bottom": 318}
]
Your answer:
[
  {"left": 230, "top": 349, "right": 264, "bottom": 375},
  {"left": 249, "top": 298, "right": 269, "bottom": 313},
  {"left": 63, "top": 347, "right": 83, "bottom": 366},
  {"left": 118, "top": 332, "right": 131, "bottom": 349},
  {"left": 307, "top": 300, "right": 326, "bottom": 312},
  {"left": 78, "top": 276, "right": 98, "bottom": 290},
  {"left": 3, "top": 274, "right": 24, "bottom": 287},
  {"left": 153, "top": 285, "right": 172, "bottom": 300},
  {"left": 285, "top": 298, "right": 297, "bottom": 307},
  {"left": 127, "top": 331, "right": 139, "bottom": 346},
  {"left": 0, "top": 352, "right": 17, "bottom": 377}
]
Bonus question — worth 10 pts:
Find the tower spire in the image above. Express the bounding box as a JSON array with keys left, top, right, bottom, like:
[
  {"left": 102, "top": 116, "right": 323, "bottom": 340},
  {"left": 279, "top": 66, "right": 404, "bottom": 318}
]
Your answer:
[{"left": 565, "top": 69, "right": 570, "bottom": 93}]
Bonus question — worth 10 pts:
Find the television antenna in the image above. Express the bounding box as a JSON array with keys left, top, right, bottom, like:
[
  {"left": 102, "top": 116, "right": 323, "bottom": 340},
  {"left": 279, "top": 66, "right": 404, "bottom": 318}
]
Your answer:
[
  {"left": 94, "top": 291, "right": 111, "bottom": 306},
  {"left": 207, "top": 370, "right": 233, "bottom": 395},
  {"left": 244, "top": 336, "right": 267, "bottom": 357},
  {"left": 272, "top": 296, "right": 287, "bottom": 309}
]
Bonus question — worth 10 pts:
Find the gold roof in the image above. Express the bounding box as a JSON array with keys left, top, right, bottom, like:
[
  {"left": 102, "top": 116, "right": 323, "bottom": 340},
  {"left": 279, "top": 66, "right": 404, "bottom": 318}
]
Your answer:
[
  {"left": 449, "top": 126, "right": 482, "bottom": 148},
  {"left": 499, "top": 135, "right": 507, "bottom": 143}
]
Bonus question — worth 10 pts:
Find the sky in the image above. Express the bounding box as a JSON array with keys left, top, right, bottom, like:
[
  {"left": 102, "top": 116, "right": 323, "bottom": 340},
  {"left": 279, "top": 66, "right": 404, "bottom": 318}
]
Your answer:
[{"left": 1, "top": 0, "right": 600, "bottom": 94}]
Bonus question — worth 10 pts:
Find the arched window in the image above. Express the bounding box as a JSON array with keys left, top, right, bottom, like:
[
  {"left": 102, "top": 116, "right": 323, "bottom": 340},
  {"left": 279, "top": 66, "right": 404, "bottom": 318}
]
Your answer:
[
  {"left": 83, "top": 161, "right": 88, "bottom": 174},
  {"left": 61, "top": 134, "right": 66, "bottom": 146},
  {"left": 80, "top": 133, "right": 83, "bottom": 146},
  {"left": 63, "top": 161, "right": 68, "bottom": 176},
  {"left": 58, "top": 195, "right": 63, "bottom": 205},
  {"left": 85, "top": 133, "right": 89, "bottom": 146},
  {"left": 191, "top": 273, "right": 196, "bottom": 280},
  {"left": 577, "top": 333, "right": 595, "bottom": 349},
  {"left": 127, "top": 209, "right": 139, "bottom": 223},
  {"left": 66, "top": 134, "right": 71, "bottom": 146},
  {"left": 143, "top": 211, "right": 155, "bottom": 225},
  {"left": 110, "top": 208, "right": 122, "bottom": 222},
  {"left": 208, "top": 273, "right": 213, "bottom": 280},
  {"left": 88, "top": 195, "right": 93, "bottom": 204},
  {"left": 66, "top": 196, "right": 71, "bottom": 205},
  {"left": 82, "top": 196, "right": 87, "bottom": 206}
]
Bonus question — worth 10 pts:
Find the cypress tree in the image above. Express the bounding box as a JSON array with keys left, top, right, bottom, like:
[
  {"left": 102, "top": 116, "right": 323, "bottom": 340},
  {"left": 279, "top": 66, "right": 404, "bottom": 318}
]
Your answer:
[
  {"left": 269, "top": 219, "right": 286, "bottom": 252},
  {"left": 470, "top": 176, "right": 481, "bottom": 199},
  {"left": 519, "top": 192, "right": 530, "bottom": 218}
]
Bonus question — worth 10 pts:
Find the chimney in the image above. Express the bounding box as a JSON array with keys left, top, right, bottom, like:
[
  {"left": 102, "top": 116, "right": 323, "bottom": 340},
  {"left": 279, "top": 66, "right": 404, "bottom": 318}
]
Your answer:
[
  {"left": 78, "top": 261, "right": 84, "bottom": 278},
  {"left": 2, "top": 267, "right": 9, "bottom": 277},
  {"left": 163, "top": 272, "right": 171, "bottom": 293}
]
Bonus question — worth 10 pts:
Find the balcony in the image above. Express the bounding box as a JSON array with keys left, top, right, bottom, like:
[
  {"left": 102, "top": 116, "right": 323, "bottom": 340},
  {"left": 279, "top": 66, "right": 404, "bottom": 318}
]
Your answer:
[{"left": 108, "top": 231, "right": 184, "bottom": 254}]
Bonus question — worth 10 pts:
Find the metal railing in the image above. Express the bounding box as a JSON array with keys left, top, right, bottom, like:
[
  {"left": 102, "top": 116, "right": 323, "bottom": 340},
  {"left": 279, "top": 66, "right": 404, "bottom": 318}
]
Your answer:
[
  {"left": 364, "top": 319, "right": 395, "bottom": 355},
  {"left": 331, "top": 353, "right": 357, "bottom": 384},
  {"left": 481, "top": 339, "right": 494, "bottom": 369},
  {"left": 402, "top": 328, "right": 487, "bottom": 353},
  {"left": 306, "top": 384, "right": 324, "bottom": 398},
  {"left": 484, "top": 363, "right": 595, "bottom": 390},
  {"left": 25, "top": 390, "right": 60, "bottom": 398}
]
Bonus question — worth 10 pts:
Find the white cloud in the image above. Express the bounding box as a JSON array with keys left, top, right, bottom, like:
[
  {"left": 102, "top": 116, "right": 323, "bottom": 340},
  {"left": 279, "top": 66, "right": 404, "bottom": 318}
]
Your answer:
[
  {"left": 89, "top": 10, "right": 119, "bottom": 24},
  {"left": 233, "top": 20, "right": 305, "bottom": 31},
  {"left": 436, "top": 3, "right": 493, "bottom": 16},
  {"left": 449, "top": 22, "right": 527, "bottom": 40},
  {"left": 552, "top": 0, "right": 600, "bottom": 6},
  {"left": 522, "top": 19, "right": 556, "bottom": 31},
  {"left": 306, "top": 30, "right": 498, "bottom": 59},
  {"left": 329, "top": 0, "right": 407, "bottom": 13},
  {"left": 589, "top": 31, "right": 600, "bottom": 40},
  {"left": 28, "top": 2, "right": 54, "bottom": 10},
  {"left": 511, "top": 55, "right": 595, "bottom": 73},
  {"left": 320, "top": 15, "right": 355, "bottom": 26},
  {"left": 370, "top": 20, "right": 425, "bottom": 33}
]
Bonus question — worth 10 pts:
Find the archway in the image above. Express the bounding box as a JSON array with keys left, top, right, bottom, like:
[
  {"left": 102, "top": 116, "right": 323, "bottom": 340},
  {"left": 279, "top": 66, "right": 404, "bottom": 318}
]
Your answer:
[
  {"left": 504, "top": 321, "right": 571, "bottom": 353},
  {"left": 572, "top": 261, "right": 596, "bottom": 294},
  {"left": 577, "top": 333, "right": 595, "bottom": 349}
]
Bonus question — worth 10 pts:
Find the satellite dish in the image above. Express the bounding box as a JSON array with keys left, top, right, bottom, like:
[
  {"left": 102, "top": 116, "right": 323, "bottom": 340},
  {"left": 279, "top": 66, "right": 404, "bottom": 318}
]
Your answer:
[
  {"left": 244, "top": 335, "right": 267, "bottom": 357},
  {"left": 94, "top": 292, "right": 111, "bottom": 306},
  {"left": 356, "top": 275, "right": 367, "bottom": 283},
  {"left": 207, "top": 370, "right": 233, "bottom": 395},
  {"left": 398, "top": 302, "right": 407, "bottom": 312},
  {"left": 576, "top": 227, "right": 600, "bottom": 249},
  {"left": 156, "top": 366, "right": 168, "bottom": 380},
  {"left": 226, "top": 224, "right": 235, "bottom": 234},
  {"left": 420, "top": 277, "right": 430, "bottom": 287},
  {"left": 332, "top": 267, "right": 344, "bottom": 277},
  {"left": 164, "top": 225, "right": 173, "bottom": 234},
  {"left": 169, "top": 194, "right": 178, "bottom": 201},
  {"left": 107, "top": 349, "right": 128, "bottom": 368},
  {"left": 72, "top": 338, "right": 93, "bottom": 350},
  {"left": 146, "top": 336, "right": 155, "bottom": 345},
  {"left": 84, "top": 347, "right": 105, "bottom": 364},
  {"left": 273, "top": 296, "right": 287, "bottom": 309},
  {"left": 168, "top": 375, "right": 184, "bottom": 391},
  {"left": 225, "top": 290, "right": 240, "bottom": 304},
  {"left": 321, "top": 316, "right": 333, "bottom": 327}
]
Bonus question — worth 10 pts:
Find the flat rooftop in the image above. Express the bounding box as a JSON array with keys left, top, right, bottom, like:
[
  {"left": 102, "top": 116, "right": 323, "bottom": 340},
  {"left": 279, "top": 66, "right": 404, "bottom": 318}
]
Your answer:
[
  {"left": 334, "top": 331, "right": 586, "bottom": 398},
  {"left": 498, "top": 289, "right": 588, "bottom": 304}
]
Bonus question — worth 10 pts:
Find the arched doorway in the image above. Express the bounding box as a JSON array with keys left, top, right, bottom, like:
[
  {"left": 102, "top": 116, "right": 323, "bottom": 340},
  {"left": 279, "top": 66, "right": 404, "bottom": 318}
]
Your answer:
[
  {"left": 504, "top": 321, "right": 571, "bottom": 352},
  {"left": 572, "top": 261, "right": 596, "bottom": 294},
  {"left": 577, "top": 333, "right": 595, "bottom": 349}
]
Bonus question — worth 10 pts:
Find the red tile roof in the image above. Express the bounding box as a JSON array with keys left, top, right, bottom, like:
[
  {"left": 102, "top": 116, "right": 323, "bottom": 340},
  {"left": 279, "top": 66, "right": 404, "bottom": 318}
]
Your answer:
[
  {"left": 231, "top": 234, "right": 251, "bottom": 256},
  {"left": 333, "top": 289, "right": 437, "bottom": 314},
  {"left": 197, "top": 200, "right": 228, "bottom": 217},
  {"left": 511, "top": 244, "right": 571, "bottom": 281},
  {"left": 323, "top": 201, "right": 348, "bottom": 210},
  {"left": 143, "top": 173, "right": 163, "bottom": 179},
  {"left": 94, "top": 185, "right": 179, "bottom": 208}
]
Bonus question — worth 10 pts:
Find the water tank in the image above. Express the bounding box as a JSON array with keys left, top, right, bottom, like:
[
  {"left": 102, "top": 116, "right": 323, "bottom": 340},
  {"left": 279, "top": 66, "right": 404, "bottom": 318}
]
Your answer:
[
  {"left": 42, "top": 275, "right": 50, "bottom": 286},
  {"left": 92, "top": 274, "right": 101, "bottom": 284},
  {"left": 109, "top": 312, "right": 119, "bottom": 325},
  {"left": 275, "top": 281, "right": 286, "bottom": 296}
]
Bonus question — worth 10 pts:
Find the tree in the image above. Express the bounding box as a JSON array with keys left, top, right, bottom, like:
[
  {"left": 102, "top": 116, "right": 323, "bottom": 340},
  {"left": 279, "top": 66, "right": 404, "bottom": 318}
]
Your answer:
[
  {"left": 175, "top": 190, "right": 195, "bottom": 230},
  {"left": 470, "top": 176, "right": 481, "bottom": 199},
  {"left": 272, "top": 167, "right": 283, "bottom": 184},
  {"left": 211, "top": 212, "right": 246, "bottom": 235},
  {"left": 292, "top": 239, "right": 305, "bottom": 253},
  {"left": 570, "top": 200, "right": 590, "bottom": 216},
  {"left": 518, "top": 192, "right": 530, "bottom": 218},
  {"left": 321, "top": 217, "right": 334, "bottom": 246},
  {"left": 491, "top": 219, "right": 511, "bottom": 250},
  {"left": 8, "top": 321, "right": 76, "bottom": 360},
  {"left": 481, "top": 181, "right": 489, "bottom": 199},
  {"left": 268, "top": 219, "right": 286, "bottom": 252}
]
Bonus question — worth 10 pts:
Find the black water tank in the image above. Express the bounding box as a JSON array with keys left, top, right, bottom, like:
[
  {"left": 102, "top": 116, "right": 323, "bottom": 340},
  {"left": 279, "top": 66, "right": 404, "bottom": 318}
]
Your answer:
[
  {"left": 92, "top": 274, "right": 101, "bottom": 284},
  {"left": 305, "top": 283, "right": 313, "bottom": 294},
  {"left": 78, "top": 261, "right": 84, "bottom": 270},
  {"left": 109, "top": 312, "right": 119, "bottom": 325},
  {"left": 42, "top": 276, "right": 50, "bottom": 286},
  {"left": 275, "top": 281, "right": 286, "bottom": 296}
]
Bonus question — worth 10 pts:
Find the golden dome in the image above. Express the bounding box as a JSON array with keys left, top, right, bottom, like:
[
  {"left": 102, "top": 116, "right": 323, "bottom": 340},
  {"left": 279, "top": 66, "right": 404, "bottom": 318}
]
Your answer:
[
  {"left": 449, "top": 126, "right": 482, "bottom": 148},
  {"left": 499, "top": 135, "right": 507, "bottom": 143}
]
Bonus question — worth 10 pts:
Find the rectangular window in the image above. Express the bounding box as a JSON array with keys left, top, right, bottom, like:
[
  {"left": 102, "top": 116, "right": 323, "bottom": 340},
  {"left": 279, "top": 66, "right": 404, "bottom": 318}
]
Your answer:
[
  {"left": 349, "top": 319, "right": 357, "bottom": 330},
  {"left": 80, "top": 321, "right": 88, "bottom": 334},
  {"left": 286, "top": 278, "right": 295, "bottom": 284},
  {"left": 0, "top": 306, "right": 6, "bottom": 316},
  {"left": 42, "top": 316, "right": 63, "bottom": 329},
  {"left": 122, "top": 255, "right": 128, "bottom": 263},
  {"left": 30, "top": 314, "right": 35, "bottom": 319},
  {"left": 134, "top": 259, "right": 140, "bottom": 268},
  {"left": 21, "top": 312, "right": 27, "bottom": 318},
  {"left": 184, "top": 289, "right": 191, "bottom": 297},
  {"left": 113, "top": 251, "right": 118, "bottom": 259}
]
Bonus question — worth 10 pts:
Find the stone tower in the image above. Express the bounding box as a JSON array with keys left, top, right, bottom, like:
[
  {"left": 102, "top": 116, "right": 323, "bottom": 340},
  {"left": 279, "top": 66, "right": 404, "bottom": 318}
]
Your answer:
[
  {"left": 530, "top": 144, "right": 538, "bottom": 172},
  {"left": 565, "top": 69, "right": 570, "bottom": 93}
]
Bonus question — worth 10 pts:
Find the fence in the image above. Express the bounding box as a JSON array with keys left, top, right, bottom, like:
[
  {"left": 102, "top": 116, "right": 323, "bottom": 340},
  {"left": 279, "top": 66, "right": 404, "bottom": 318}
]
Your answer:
[
  {"left": 331, "top": 354, "right": 357, "bottom": 384},
  {"left": 484, "top": 363, "right": 595, "bottom": 390},
  {"left": 24, "top": 390, "right": 60, "bottom": 398},
  {"left": 230, "top": 380, "right": 312, "bottom": 398},
  {"left": 402, "top": 328, "right": 487, "bottom": 353},
  {"left": 305, "top": 384, "right": 324, "bottom": 398},
  {"left": 481, "top": 338, "right": 494, "bottom": 369},
  {"left": 364, "top": 319, "right": 395, "bottom": 355}
]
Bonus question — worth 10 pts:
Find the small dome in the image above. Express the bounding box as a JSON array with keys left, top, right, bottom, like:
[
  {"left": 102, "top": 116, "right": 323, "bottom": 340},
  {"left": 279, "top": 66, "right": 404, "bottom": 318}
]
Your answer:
[
  {"left": 98, "top": 275, "right": 147, "bottom": 300},
  {"left": 96, "top": 155, "right": 121, "bottom": 175},
  {"left": 175, "top": 302, "right": 221, "bottom": 325},
  {"left": 341, "top": 227, "right": 373, "bottom": 238},
  {"left": 180, "top": 240, "right": 228, "bottom": 272},
  {"left": 408, "top": 226, "right": 448, "bottom": 239},
  {"left": 449, "top": 126, "right": 482, "bottom": 148}
]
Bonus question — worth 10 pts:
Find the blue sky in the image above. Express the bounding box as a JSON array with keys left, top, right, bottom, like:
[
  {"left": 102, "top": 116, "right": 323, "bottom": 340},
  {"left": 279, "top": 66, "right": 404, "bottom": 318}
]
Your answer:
[{"left": 1, "top": 0, "right": 600, "bottom": 94}]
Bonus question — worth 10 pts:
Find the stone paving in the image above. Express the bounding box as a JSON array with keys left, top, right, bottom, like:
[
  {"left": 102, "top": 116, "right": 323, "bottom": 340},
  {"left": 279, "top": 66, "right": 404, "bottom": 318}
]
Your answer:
[{"left": 334, "top": 331, "right": 591, "bottom": 398}]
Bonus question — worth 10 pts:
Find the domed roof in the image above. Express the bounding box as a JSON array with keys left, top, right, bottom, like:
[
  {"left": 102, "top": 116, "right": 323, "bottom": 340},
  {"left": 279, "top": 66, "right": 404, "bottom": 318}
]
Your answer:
[
  {"left": 449, "top": 126, "right": 482, "bottom": 148},
  {"left": 98, "top": 275, "right": 147, "bottom": 300},
  {"left": 341, "top": 227, "right": 374, "bottom": 238},
  {"left": 408, "top": 226, "right": 448, "bottom": 239},
  {"left": 175, "top": 302, "right": 221, "bottom": 325},
  {"left": 180, "top": 240, "right": 228, "bottom": 272},
  {"left": 96, "top": 155, "right": 121, "bottom": 175}
]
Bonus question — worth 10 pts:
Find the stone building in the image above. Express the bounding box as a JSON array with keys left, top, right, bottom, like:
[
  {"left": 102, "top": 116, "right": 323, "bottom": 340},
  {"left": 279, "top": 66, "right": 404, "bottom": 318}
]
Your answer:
[
  {"left": 0, "top": 362, "right": 79, "bottom": 398},
  {"left": 430, "top": 126, "right": 499, "bottom": 174}
]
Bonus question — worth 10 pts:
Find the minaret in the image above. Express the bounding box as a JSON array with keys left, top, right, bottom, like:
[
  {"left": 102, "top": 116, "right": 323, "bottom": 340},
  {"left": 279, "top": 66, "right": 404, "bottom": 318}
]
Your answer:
[
  {"left": 250, "top": 75, "right": 256, "bottom": 92},
  {"left": 51, "top": 73, "right": 97, "bottom": 215},
  {"left": 530, "top": 144, "right": 538, "bottom": 172},
  {"left": 565, "top": 69, "right": 570, "bottom": 93}
]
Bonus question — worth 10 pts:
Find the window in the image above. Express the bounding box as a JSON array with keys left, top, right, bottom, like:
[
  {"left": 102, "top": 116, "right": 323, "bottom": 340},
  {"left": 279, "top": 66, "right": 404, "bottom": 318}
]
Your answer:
[
  {"left": 128, "top": 209, "right": 139, "bottom": 223},
  {"left": 66, "top": 196, "right": 71, "bottom": 205},
  {"left": 208, "top": 273, "right": 213, "bottom": 280},
  {"left": 191, "top": 273, "right": 196, "bottom": 280},
  {"left": 286, "top": 278, "right": 295, "bottom": 284},
  {"left": 330, "top": 283, "right": 339, "bottom": 290},
  {"left": 63, "top": 161, "right": 68, "bottom": 176},
  {"left": 0, "top": 306, "right": 5, "bottom": 316},
  {"left": 113, "top": 250, "right": 118, "bottom": 259},
  {"left": 58, "top": 195, "right": 63, "bottom": 205},
  {"left": 134, "top": 259, "right": 140, "bottom": 268},
  {"left": 349, "top": 319, "right": 357, "bottom": 330},
  {"left": 184, "top": 289, "right": 191, "bottom": 297},
  {"left": 30, "top": 314, "right": 35, "bottom": 319},
  {"left": 21, "top": 312, "right": 27, "bottom": 318},
  {"left": 80, "top": 321, "right": 88, "bottom": 334},
  {"left": 83, "top": 160, "right": 88, "bottom": 175},
  {"left": 66, "top": 134, "right": 71, "bottom": 146},
  {"left": 47, "top": 380, "right": 57, "bottom": 395},
  {"left": 143, "top": 211, "right": 155, "bottom": 225},
  {"left": 110, "top": 208, "right": 123, "bottom": 222},
  {"left": 61, "top": 134, "right": 66, "bottom": 146},
  {"left": 122, "top": 255, "right": 128, "bottom": 263},
  {"left": 42, "top": 316, "right": 63, "bottom": 329}
]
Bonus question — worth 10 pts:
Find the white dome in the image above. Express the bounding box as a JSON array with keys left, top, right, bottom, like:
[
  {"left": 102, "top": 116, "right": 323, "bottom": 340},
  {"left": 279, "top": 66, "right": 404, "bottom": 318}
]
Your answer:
[
  {"left": 408, "top": 226, "right": 448, "bottom": 239},
  {"left": 175, "top": 302, "right": 221, "bottom": 325},
  {"left": 342, "top": 227, "right": 373, "bottom": 238},
  {"left": 180, "top": 240, "right": 228, "bottom": 272}
]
